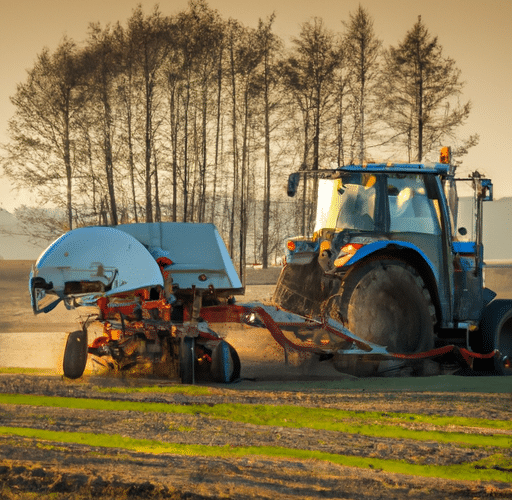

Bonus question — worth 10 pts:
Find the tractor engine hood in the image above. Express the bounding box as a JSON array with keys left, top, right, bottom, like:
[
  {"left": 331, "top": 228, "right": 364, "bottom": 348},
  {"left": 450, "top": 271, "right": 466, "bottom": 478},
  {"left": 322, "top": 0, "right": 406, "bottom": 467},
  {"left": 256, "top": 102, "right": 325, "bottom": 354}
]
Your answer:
[{"left": 30, "top": 226, "right": 164, "bottom": 314}]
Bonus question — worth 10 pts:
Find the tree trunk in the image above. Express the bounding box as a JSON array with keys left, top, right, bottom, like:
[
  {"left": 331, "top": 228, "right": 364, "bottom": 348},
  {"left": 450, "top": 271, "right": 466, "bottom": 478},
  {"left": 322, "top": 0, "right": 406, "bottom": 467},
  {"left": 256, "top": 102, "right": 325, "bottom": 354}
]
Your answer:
[
  {"left": 154, "top": 149, "right": 161, "bottom": 222},
  {"left": 417, "top": 71, "right": 423, "bottom": 161},
  {"left": 239, "top": 87, "right": 250, "bottom": 286},
  {"left": 211, "top": 50, "right": 223, "bottom": 225},
  {"left": 182, "top": 79, "right": 190, "bottom": 222},
  {"left": 199, "top": 77, "right": 208, "bottom": 223},
  {"left": 127, "top": 105, "right": 138, "bottom": 223},
  {"left": 102, "top": 89, "right": 118, "bottom": 226},
  {"left": 169, "top": 84, "right": 178, "bottom": 222},
  {"left": 63, "top": 105, "right": 73, "bottom": 231},
  {"left": 229, "top": 44, "right": 239, "bottom": 259},
  {"left": 262, "top": 53, "right": 271, "bottom": 269},
  {"left": 144, "top": 78, "right": 153, "bottom": 223}
]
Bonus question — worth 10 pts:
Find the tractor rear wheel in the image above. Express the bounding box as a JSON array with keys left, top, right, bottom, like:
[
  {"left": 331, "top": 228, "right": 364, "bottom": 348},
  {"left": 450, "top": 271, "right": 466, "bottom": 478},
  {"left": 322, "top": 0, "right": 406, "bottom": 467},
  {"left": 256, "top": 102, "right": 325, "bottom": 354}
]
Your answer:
[
  {"left": 329, "top": 259, "right": 436, "bottom": 376},
  {"left": 474, "top": 299, "right": 512, "bottom": 375},
  {"left": 63, "top": 330, "right": 88, "bottom": 379}
]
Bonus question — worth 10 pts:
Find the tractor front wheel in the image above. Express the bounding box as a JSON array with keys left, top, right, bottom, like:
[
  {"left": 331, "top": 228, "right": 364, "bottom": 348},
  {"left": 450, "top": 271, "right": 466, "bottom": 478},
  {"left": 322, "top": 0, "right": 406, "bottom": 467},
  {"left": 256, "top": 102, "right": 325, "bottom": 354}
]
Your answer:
[{"left": 474, "top": 299, "right": 512, "bottom": 375}]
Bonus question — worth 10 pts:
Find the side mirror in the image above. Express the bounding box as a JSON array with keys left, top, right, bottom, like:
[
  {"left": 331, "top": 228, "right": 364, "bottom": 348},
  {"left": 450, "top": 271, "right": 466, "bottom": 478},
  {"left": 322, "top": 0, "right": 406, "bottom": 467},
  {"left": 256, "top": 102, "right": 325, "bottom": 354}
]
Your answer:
[{"left": 287, "top": 172, "right": 300, "bottom": 197}]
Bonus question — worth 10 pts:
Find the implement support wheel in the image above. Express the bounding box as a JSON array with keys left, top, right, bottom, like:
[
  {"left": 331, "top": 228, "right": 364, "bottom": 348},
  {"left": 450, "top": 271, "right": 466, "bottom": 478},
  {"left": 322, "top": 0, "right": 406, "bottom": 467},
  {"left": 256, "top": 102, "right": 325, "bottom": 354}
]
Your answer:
[
  {"left": 180, "top": 337, "right": 196, "bottom": 384},
  {"left": 210, "top": 340, "right": 241, "bottom": 383},
  {"left": 63, "top": 329, "right": 88, "bottom": 379}
]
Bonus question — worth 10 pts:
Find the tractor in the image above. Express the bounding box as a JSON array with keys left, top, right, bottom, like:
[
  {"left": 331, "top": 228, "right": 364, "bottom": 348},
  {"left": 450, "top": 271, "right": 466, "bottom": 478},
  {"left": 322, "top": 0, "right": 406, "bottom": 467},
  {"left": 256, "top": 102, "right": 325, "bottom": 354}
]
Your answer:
[{"left": 273, "top": 148, "right": 511, "bottom": 376}]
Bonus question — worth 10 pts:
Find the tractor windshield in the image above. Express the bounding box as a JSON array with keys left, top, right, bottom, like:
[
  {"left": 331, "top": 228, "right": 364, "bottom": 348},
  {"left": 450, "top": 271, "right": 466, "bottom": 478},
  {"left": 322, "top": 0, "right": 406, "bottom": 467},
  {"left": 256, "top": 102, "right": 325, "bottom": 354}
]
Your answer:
[
  {"left": 318, "top": 171, "right": 441, "bottom": 235},
  {"left": 336, "top": 175, "right": 376, "bottom": 231}
]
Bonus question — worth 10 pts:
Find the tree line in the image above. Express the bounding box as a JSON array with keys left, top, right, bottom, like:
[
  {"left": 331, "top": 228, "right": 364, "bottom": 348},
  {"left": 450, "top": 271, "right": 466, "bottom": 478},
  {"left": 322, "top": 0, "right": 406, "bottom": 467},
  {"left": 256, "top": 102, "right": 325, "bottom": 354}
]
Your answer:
[{"left": 1, "top": 1, "right": 476, "bottom": 272}]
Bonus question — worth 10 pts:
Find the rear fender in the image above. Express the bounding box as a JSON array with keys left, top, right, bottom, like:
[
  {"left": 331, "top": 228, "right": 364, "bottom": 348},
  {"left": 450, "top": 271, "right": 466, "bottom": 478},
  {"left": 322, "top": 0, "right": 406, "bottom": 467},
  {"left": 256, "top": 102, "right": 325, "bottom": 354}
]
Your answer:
[{"left": 341, "top": 240, "right": 439, "bottom": 283}]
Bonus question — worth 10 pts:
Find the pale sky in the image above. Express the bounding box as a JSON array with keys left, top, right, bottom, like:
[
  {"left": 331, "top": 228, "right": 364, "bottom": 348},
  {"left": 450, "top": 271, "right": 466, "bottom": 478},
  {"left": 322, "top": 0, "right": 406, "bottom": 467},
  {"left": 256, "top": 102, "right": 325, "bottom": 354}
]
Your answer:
[{"left": 1, "top": 0, "right": 511, "bottom": 211}]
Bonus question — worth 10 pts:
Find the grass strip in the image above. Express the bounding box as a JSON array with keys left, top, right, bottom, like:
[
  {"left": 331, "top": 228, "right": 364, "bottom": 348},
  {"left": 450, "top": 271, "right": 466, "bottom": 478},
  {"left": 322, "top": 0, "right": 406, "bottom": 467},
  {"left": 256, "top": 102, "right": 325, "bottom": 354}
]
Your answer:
[
  {"left": 0, "top": 426, "right": 510, "bottom": 484},
  {"left": 64, "top": 389, "right": 512, "bottom": 432},
  {"left": 233, "top": 376, "right": 512, "bottom": 393},
  {"left": 94, "top": 385, "right": 212, "bottom": 396},
  {"left": 0, "top": 394, "right": 510, "bottom": 448},
  {"left": 0, "top": 368, "right": 50, "bottom": 375}
]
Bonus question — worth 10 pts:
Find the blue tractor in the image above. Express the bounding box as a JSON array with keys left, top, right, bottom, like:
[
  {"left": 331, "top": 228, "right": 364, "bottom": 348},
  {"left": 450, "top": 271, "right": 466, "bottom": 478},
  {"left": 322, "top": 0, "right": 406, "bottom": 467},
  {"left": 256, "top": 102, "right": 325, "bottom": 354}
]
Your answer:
[{"left": 273, "top": 149, "right": 511, "bottom": 376}]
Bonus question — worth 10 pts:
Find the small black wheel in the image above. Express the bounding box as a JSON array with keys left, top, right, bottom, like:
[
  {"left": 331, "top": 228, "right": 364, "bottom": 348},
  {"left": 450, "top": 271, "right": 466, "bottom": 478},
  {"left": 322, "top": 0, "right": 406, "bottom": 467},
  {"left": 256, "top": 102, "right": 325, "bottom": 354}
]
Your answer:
[
  {"left": 180, "top": 337, "right": 196, "bottom": 384},
  {"left": 63, "top": 329, "right": 88, "bottom": 379},
  {"left": 210, "top": 340, "right": 241, "bottom": 383},
  {"left": 474, "top": 299, "right": 512, "bottom": 375}
]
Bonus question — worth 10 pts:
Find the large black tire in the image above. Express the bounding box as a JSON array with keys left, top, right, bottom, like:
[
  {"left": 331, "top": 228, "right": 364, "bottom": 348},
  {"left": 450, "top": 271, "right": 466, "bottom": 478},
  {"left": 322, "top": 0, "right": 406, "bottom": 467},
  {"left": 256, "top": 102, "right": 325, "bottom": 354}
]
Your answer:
[
  {"left": 330, "top": 259, "right": 436, "bottom": 375},
  {"left": 63, "top": 330, "right": 88, "bottom": 379},
  {"left": 210, "top": 340, "right": 241, "bottom": 383},
  {"left": 179, "top": 337, "right": 195, "bottom": 384},
  {"left": 474, "top": 299, "right": 512, "bottom": 375}
]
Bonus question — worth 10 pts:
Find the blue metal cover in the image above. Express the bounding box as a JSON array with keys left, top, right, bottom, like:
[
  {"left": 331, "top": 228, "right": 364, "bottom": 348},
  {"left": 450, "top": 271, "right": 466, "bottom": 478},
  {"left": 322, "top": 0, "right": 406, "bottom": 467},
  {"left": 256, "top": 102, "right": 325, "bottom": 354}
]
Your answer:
[{"left": 337, "top": 162, "right": 450, "bottom": 175}]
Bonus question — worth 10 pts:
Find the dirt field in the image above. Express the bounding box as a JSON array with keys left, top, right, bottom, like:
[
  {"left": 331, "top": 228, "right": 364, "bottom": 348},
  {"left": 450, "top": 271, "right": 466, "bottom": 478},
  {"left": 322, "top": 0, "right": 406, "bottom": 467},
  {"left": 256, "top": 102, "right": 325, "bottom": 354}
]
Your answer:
[{"left": 0, "top": 260, "right": 511, "bottom": 499}]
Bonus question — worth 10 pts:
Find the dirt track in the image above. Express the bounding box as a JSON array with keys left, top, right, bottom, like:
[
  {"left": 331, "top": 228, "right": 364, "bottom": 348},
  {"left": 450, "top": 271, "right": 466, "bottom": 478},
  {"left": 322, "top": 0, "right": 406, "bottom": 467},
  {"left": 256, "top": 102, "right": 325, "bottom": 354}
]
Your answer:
[
  {"left": 1, "top": 374, "right": 511, "bottom": 499},
  {"left": 0, "top": 261, "right": 511, "bottom": 498}
]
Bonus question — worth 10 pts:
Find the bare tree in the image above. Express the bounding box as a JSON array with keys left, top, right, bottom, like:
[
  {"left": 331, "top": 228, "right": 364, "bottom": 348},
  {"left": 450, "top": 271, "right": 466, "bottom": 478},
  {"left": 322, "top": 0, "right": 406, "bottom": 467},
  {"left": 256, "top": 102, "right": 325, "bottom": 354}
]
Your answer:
[
  {"left": 256, "top": 15, "right": 282, "bottom": 268},
  {"left": 126, "top": 5, "right": 172, "bottom": 223},
  {"left": 282, "top": 18, "right": 341, "bottom": 234},
  {"left": 381, "top": 16, "right": 471, "bottom": 161},
  {"left": 117, "top": 22, "right": 140, "bottom": 223},
  {"left": 344, "top": 5, "right": 381, "bottom": 163},
  {"left": 83, "top": 23, "right": 125, "bottom": 226},
  {"left": 2, "top": 38, "right": 85, "bottom": 230}
]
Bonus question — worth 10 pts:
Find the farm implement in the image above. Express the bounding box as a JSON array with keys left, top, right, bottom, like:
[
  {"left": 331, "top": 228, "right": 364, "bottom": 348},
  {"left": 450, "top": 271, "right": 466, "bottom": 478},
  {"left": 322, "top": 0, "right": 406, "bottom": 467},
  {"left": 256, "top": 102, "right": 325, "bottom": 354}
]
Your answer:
[{"left": 29, "top": 150, "right": 510, "bottom": 381}]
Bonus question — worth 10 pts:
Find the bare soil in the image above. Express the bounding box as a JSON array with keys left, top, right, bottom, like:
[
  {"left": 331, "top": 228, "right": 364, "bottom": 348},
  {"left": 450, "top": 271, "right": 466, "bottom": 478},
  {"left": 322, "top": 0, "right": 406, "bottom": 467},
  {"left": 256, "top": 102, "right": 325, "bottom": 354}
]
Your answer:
[{"left": 1, "top": 260, "right": 511, "bottom": 499}]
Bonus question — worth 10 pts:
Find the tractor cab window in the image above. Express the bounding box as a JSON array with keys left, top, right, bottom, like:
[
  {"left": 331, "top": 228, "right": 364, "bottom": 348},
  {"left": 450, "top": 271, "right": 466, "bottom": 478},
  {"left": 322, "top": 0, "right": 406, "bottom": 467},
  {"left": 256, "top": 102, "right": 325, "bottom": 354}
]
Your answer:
[
  {"left": 336, "top": 174, "right": 376, "bottom": 231},
  {"left": 387, "top": 174, "right": 440, "bottom": 235}
]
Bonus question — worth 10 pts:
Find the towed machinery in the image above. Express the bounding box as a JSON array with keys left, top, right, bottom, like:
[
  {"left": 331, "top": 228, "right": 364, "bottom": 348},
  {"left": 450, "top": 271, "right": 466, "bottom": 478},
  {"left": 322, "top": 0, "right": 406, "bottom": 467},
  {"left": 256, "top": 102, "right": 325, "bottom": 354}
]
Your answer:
[
  {"left": 30, "top": 223, "right": 244, "bottom": 382},
  {"left": 30, "top": 149, "right": 510, "bottom": 381}
]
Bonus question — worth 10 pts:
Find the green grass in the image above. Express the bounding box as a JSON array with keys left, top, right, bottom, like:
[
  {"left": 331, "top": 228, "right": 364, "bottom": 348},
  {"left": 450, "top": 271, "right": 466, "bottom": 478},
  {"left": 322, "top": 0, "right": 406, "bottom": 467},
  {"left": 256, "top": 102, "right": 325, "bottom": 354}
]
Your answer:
[
  {"left": 0, "top": 393, "right": 510, "bottom": 448},
  {"left": 94, "top": 385, "right": 212, "bottom": 396},
  {"left": 0, "top": 368, "right": 51, "bottom": 375},
  {"left": 233, "top": 375, "right": 512, "bottom": 393},
  {"left": 0, "top": 426, "right": 510, "bottom": 483}
]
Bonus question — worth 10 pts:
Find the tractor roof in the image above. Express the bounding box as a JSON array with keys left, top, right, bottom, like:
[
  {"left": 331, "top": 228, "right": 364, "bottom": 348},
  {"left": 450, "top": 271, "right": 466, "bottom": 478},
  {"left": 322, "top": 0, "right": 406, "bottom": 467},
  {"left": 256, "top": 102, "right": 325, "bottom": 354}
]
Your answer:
[{"left": 337, "top": 162, "right": 450, "bottom": 175}]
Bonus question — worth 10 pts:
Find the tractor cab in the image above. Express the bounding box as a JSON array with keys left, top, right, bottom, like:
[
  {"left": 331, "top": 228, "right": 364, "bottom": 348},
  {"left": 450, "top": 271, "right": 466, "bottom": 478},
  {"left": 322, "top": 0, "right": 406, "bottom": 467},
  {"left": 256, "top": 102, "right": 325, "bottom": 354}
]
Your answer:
[{"left": 277, "top": 151, "right": 496, "bottom": 351}]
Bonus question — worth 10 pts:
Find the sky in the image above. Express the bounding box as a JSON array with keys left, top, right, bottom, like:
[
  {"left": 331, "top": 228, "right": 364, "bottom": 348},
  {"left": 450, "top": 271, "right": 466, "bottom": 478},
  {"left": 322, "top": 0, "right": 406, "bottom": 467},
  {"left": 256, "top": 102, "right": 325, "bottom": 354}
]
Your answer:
[{"left": 1, "top": 0, "right": 511, "bottom": 211}]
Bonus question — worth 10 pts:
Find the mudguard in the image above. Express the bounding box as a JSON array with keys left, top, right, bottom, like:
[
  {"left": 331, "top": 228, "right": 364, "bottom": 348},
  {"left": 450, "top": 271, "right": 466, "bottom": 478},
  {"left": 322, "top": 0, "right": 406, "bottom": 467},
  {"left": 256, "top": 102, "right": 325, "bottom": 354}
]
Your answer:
[
  {"left": 30, "top": 226, "right": 164, "bottom": 314},
  {"left": 342, "top": 240, "right": 439, "bottom": 282}
]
